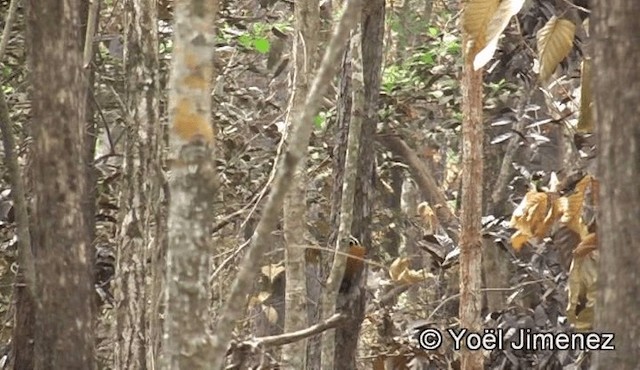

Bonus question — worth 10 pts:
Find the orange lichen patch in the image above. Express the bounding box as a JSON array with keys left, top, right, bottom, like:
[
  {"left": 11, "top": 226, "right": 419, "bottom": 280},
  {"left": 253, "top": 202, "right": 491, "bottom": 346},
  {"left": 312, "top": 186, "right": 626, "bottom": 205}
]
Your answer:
[
  {"left": 183, "top": 73, "right": 208, "bottom": 90},
  {"left": 184, "top": 51, "right": 200, "bottom": 70},
  {"left": 172, "top": 98, "right": 214, "bottom": 143}
]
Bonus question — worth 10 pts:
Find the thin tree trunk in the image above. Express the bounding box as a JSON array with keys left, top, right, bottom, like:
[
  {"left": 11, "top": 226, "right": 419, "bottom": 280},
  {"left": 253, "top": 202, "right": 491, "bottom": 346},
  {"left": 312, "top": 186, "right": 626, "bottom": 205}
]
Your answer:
[
  {"left": 115, "top": 0, "right": 160, "bottom": 368},
  {"left": 322, "top": 23, "right": 363, "bottom": 369},
  {"left": 282, "top": 0, "right": 319, "bottom": 367},
  {"left": 458, "top": 31, "right": 484, "bottom": 370},
  {"left": 593, "top": 1, "right": 640, "bottom": 368},
  {"left": 27, "top": 0, "right": 96, "bottom": 367},
  {"left": 162, "top": 0, "right": 219, "bottom": 368}
]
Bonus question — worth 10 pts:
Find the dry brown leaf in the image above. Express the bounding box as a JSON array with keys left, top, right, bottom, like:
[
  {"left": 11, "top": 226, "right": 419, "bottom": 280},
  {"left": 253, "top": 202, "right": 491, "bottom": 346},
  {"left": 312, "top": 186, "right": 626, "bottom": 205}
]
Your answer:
[
  {"left": 462, "top": 0, "right": 500, "bottom": 51},
  {"left": 510, "top": 230, "right": 531, "bottom": 251},
  {"left": 574, "top": 233, "right": 597, "bottom": 257},
  {"left": 389, "top": 257, "right": 409, "bottom": 282},
  {"left": 388, "top": 257, "right": 427, "bottom": 285},
  {"left": 567, "top": 251, "right": 598, "bottom": 331},
  {"left": 510, "top": 191, "right": 551, "bottom": 243},
  {"left": 417, "top": 202, "right": 438, "bottom": 234},
  {"left": 473, "top": 0, "right": 526, "bottom": 69},
  {"left": 537, "top": 16, "right": 576, "bottom": 81}
]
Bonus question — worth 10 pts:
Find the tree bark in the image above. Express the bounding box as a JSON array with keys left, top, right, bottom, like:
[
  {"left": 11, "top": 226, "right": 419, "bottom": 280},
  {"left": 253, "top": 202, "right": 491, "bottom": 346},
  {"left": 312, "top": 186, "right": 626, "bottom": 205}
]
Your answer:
[
  {"left": 115, "top": 0, "right": 161, "bottom": 368},
  {"left": 324, "top": 2, "right": 383, "bottom": 369},
  {"left": 458, "top": 31, "right": 484, "bottom": 370},
  {"left": 27, "top": 0, "right": 96, "bottom": 368},
  {"left": 162, "top": 0, "right": 219, "bottom": 368},
  {"left": 593, "top": 1, "right": 640, "bottom": 368},
  {"left": 282, "top": 0, "right": 319, "bottom": 367}
]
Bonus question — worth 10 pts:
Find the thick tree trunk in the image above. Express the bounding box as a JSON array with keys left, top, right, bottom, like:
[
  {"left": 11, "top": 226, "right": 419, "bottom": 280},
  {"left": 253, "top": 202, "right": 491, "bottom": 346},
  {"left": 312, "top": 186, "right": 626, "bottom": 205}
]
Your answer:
[
  {"left": 27, "top": 0, "right": 96, "bottom": 368},
  {"left": 593, "top": 1, "right": 640, "bottom": 368},
  {"left": 115, "top": 0, "right": 161, "bottom": 368}
]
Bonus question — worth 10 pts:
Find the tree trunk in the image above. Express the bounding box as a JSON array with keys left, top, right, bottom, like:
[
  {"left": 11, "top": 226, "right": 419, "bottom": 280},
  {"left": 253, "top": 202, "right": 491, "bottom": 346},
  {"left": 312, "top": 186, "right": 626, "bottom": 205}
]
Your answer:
[
  {"left": 162, "top": 0, "right": 219, "bottom": 368},
  {"left": 458, "top": 30, "right": 484, "bottom": 370},
  {"left": 326, "top": 1, "right": 383, "bottom": 368},
  {"left": 115, "top": 0, "right": 161, "bottom": 368},
  {"left": 282, "top": 0, "right": 319, "bottom": 367},
  {"left": 27, "top": 0, "right": 96, "bottom": 368},
  {"left": 593, "top": 1, "right": 640, "bottom": 368}
]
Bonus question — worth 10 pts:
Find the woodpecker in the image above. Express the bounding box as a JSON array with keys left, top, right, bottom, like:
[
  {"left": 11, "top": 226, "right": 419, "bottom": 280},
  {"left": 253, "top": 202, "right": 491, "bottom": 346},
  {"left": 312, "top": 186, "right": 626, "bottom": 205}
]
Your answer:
[{"left": 339, "top": 235, "right": 366, "bottom": 293}]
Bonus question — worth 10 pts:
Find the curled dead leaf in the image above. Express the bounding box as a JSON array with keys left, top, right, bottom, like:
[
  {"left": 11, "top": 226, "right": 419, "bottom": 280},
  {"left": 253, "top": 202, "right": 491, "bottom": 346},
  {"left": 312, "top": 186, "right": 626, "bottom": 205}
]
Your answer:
[
  {"left": 567, "top": 250, "right": 598, "bottom": 331},
  {"left": 574, "top": 233, "right": 597, "bottom": 257}
]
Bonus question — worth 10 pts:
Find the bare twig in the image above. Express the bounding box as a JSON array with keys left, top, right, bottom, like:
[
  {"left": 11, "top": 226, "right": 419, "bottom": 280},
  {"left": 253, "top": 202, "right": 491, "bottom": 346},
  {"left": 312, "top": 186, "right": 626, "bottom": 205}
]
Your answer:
[
  {"left": 378, "top": 132, "right": 459, "bottom": 242},
  {"left": 235, "top": 313, "right": 347, "bottom": 350},
  {"left": 0, "top": 0, "right": 20, "bottom": 62},
  {"left": 209, "top": 1, "right": 364, "bottom": 368},
  {"left": 83, "top": 0, "right": 100, "bottom": 68},
  {"left": 0, "top": 88, "right": 37, "bottom": 299}
]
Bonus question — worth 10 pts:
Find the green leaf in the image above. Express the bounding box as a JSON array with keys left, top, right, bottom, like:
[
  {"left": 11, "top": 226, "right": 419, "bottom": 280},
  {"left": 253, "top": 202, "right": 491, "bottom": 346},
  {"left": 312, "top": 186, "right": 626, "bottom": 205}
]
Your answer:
[
  {"left": 253, "top": 38, "right": 270, "bottom": 54},
  {"left": 314, "top": 114, "right": 325, "bottom": 129},
  {"left": 421, "top": 52, "right": 434, "bottom": 65},
  {"left": 238, "top": 34, "right": 252, "bottom": 49},
  {"left": 428, "top": 27, "right": 439, "bottom": 37}
]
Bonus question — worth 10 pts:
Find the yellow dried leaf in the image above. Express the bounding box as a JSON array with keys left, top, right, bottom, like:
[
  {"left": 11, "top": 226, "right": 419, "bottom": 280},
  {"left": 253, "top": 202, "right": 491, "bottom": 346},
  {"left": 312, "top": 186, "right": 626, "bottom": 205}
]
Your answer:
[
  {"left": 389, "top": 257, "right": 410, "bottom": 283},
  {"left": 574, "top": 233, "right": 597, "bottom": 257},
  {"left": 473, "top": 0, "right": 526, "bottom": 69},
  {"left": 418, "top": 202, "right": 438, "bottom": 234},
  {"left": 510, "top": 230, "right": 531, "bottom": 251},
  {"left": 510, "top": 191, "right": 549, "bottom": 237},
  {"left": 537, "top": 17, "right": 576, "bottom": 81},
  {"left": 462, "top": 0, "right": 500, "bottom": 51}
]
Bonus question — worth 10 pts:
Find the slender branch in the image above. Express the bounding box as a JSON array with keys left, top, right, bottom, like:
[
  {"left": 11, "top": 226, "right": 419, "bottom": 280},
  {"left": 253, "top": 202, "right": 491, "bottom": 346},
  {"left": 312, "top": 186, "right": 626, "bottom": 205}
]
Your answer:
[
  {"left": 83, "top": 0, "right": 99, "bottom": 68},
  {"left": 235, "top": 313, "right": 347, "bottom": 350},
  {"left": 0, "top": 88, "right": 37, "bottom": 300},
  {"left": 0, "top": 0, "right": 20, "bottom": 62},
  {"left": 378, "top": 132, "right": 459, "bottom": 242},
  {"left": 209, "top": 1, "right": 364, "bottom": 368}
]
